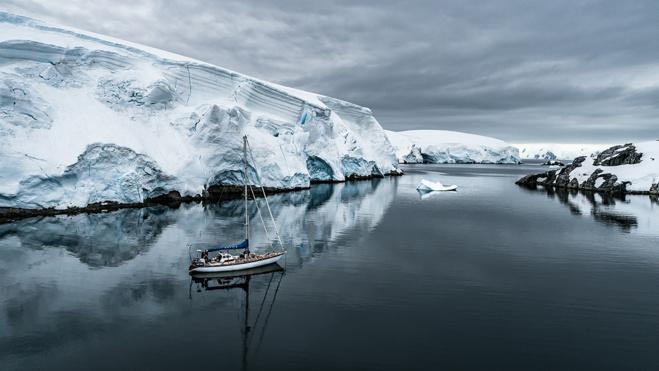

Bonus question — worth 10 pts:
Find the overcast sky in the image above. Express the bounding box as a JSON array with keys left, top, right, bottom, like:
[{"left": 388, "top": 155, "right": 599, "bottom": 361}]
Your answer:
[{"left": 3, "top": 0, "right": 659, "bottom": 144}]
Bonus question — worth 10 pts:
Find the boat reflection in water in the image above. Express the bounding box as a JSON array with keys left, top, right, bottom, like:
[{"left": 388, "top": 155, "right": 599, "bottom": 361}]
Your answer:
[
  {"left": 190, "top": 263, "right": 285, "bottom": 291},
  {"left": 190, "top": 264, "right": 285, "bottom": 369}
]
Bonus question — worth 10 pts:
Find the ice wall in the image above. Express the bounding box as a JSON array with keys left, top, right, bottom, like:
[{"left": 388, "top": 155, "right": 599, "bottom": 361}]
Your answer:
[
  {"left": 513, "top": 143, "right": 612, "bottom": 161},
  {"left": 386, "top": 130, "right": 520, "bottom": 164},
  {"left": 0, "top": 12, "right": 400, "bottom": 210}
]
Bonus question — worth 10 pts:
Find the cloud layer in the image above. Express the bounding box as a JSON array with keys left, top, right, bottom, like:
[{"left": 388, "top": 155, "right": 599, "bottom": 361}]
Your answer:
[{"left": 2, "top": 0, "right": 659, "bottom": 143}]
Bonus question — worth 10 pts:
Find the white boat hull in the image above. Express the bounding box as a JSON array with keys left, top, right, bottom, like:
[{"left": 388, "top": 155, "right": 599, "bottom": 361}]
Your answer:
[{"left": 189, "top": 252, "right": 285, "bottom": 273}]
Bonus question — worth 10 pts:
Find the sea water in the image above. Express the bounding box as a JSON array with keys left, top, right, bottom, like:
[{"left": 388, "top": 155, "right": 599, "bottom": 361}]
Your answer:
[{"left": 1, "top": 162, "right": 658, "bottom": 370}]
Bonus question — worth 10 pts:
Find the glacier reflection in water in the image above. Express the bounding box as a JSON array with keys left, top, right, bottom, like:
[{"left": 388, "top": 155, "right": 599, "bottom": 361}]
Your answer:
[
  {"left": 3, "top": 163, "right": 659, "bottom": 370},
  {"left": 0, "top": 177, "right": 397, "bottom": 370}
]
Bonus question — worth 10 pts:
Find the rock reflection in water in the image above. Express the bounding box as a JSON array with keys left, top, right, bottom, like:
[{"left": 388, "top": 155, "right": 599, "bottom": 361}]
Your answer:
[{"left": 539, "top": 187, "right": 657, "bottom": 235}]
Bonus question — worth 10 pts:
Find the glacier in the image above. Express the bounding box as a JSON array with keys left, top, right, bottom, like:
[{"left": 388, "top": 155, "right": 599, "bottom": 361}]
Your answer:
[
  {"left": 513, "top": 143, "right": 613, "bottom": 161},
  {"left": 0, "top": 12, "right": 400, "bottom": 210},
  {"left": 386, "top": 130, "right": 520, "bottom": 164}
]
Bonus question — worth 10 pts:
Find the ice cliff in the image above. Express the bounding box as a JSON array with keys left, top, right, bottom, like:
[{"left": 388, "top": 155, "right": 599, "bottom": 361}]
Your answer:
[
  {"left": 516, "top": 142, "right": 659, "bottom": 195},
  {"left": 513, "top": 143, "right": 612, "bottom": 161},
  {"left": 386, "top": 130, "right": 520, "bottom": 164},
  {"left": 0, "top": 12, "right": 400, "bottom": 210}
]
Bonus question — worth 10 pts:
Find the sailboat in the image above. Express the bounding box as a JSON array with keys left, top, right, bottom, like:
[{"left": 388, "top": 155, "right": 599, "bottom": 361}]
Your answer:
[{"left": 189, "top": 135, "right": 286, "bottom": 273}]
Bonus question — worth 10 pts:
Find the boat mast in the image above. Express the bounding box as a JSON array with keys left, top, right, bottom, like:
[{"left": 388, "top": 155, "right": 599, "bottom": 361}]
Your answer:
[
  {"left": 243, "top": 135, "right": 250, "bottom": 255},
  {"left": 242, "top": 275, "right": 251, "bottom": 371}
]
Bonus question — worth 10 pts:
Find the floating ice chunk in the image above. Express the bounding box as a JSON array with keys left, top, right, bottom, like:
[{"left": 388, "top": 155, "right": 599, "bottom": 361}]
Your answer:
[{"left": 416, "top": 179, "right": 457, "bottom": 191}]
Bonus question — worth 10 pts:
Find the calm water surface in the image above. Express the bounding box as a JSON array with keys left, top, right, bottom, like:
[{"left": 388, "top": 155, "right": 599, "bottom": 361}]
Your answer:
[{"left": 2, "top": 163, "right": 659, "bottom": 370}]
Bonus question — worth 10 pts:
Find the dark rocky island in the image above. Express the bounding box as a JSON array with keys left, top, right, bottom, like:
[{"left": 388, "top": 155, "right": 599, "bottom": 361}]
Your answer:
[
  {"left": 516, "top": 142, "right": 659, "bottom": 196},
  {"left": 541, "top": 160, "right": 565, "bottom": 166}
]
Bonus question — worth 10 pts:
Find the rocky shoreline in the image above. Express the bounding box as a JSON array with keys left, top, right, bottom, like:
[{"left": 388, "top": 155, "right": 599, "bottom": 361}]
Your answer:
[
  {"left": 516, "top": 143, "right": 659, "bottom": 196},
  {"left": 0, "top": 173, "right": 405, "bottom": 224},
  {"left": 0, "top": 185, "right": 302, "bottom": 225}
]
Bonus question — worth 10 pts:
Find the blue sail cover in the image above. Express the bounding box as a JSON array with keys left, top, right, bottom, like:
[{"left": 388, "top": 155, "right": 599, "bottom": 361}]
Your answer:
[{"left": 206, "top": 239, "right": 249, "bottom": 252}]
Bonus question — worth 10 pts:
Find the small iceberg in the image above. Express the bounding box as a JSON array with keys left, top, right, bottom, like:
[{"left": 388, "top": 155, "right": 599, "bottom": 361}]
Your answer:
[{"left": 416, "top": 179, "right": 458, "bottom": 191}]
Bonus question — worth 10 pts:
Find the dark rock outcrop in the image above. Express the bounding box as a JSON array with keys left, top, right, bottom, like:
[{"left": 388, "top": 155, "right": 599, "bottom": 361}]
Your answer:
[
  {"left": 650, "top": 183, "right": 659, "bottom": 195},
  {"left": 516, "top": 144, "right": 650, "bottom": 195},
  {"left": 542, "top": 160, "right": 565, "bottom": 166},
  {"left": 580, "top": 168, "right": 604, "bottom": 190},
  {"left": 556, "top": 156, "right": 586, "bottom": 187},
  {"left": 593, "top": 143, "right": 642, "bottom": 166}
]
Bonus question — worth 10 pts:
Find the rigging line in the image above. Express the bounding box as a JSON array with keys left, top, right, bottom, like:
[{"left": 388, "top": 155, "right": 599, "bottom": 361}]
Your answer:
[
  {"left": 247, "top": 272, "right": 276, "bottom": 345},
  {"left": 246, "top": 174, "right": 275, "bottom": 251},
  {"left": 255, "top": 271, "right": 285, "bottom": 355},
  {"left": 197, "top": 280, "right": 208, "bottom": 304},
  {"left": 246, "top": 140, "right": 286, "bottom": 252}
]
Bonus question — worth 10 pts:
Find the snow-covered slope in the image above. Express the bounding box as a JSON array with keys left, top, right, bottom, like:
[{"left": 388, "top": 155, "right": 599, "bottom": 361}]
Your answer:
[
  {"left": 0, "top": 12, "right": 400, "bottom": 210},
  {"left": 386, "top": 130, "right": 520, "bottom": 164},
  {"left": 514, "top": 143, "right": 613, "bottom": 161},
  {"left": 516, "top": 142, "right": 659, "bottom": 194}
]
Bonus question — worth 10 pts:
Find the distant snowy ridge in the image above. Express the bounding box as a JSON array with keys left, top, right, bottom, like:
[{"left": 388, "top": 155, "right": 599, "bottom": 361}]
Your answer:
[
  {"left": 0, "top": 12, "right": 400, "bottom": 210},
  {"left": 516, "top": 142, "right": 659, "bottom": 195},
  {"left": 513, "top": 143, "right": 613, "bottom": 161},
  {"left": 386, "top": 130, "right": 520, "bottom": 164}
]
